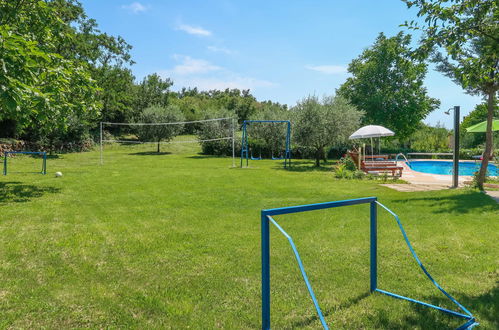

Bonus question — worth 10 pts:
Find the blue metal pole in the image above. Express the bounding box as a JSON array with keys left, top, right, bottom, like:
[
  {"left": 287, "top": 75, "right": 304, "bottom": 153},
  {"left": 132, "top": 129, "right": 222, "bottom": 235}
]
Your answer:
[
  {"left": 370, "top": 200, "right": 377, "bottom": 292},
  {"left": 246, "top": 127, "right": 249, "bottom": 167},
  {"left": 3, "top": 152, "right": 7, "bottom": 175},
  {"left": 43, "top": 152, "right": 47, "bottom": 174},
  {"left": 261, "top": 211, "right": 271, "bottom": 329},
  {"left": 245, "top": 122, "right": 249, "bottom": 167},
  {"left": 287, "top": 122, "right": 291, "bottom": 168}
]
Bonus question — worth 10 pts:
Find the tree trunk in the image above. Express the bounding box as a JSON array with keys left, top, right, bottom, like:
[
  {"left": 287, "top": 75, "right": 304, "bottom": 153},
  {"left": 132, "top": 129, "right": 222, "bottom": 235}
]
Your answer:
[
  {"left": 315, "top": 147, "right": 324, "bottom": 167},
  {"left": 476, "top": 91, "right": 495, "bottom": 190},
  {"left": 157, "top": 139, "right": 160, "bottom": 153}
]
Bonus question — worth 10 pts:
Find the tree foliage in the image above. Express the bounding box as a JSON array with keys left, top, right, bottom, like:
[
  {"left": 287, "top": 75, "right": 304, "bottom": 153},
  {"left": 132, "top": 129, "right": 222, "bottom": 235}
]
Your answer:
[
  {"left": 460, "top": 102, "right": 498, "bottom": 148},
  {"left": 249, "top": 103, "right": 289, "bottom": 158},
  {"left": 338, "top": 32, "right": 440, "bottom": 139},
  {"left": 402, "top": 0, "right": 498, "bottom": 189},
  {"left": 0, "top": 0, "right": 100, "bottom": 142},
  {"left": 196, "top": 109, "right": 235, "bottom": 156},
  {"left": 136, "top": 105, "right": 185, "bottom": 153},
  {"left": 410, "top": 123, "right": 450, "bottom": 152},
  {"left": 292, "top": 95, "right": 363, "bottom": 166},
  {"left": 134, "top": 74, "right": 173, "bottom": 114},
  {"left": 0, "top": 0, "right": 136, "bottom": 149}
]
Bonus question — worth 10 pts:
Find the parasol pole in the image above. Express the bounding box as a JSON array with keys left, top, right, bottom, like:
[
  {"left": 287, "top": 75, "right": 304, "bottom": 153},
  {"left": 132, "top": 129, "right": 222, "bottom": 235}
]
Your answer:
[{"left": 370, "top": 137, "right": 374, "bottom": 160}]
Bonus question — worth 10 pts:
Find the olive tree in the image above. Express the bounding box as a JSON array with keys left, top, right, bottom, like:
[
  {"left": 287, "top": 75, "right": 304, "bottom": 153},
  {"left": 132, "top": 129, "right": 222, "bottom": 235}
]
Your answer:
[
  {"left": 136, "top": 105, "right": 185, "bottom": 153},
  {"left": 292, "top": 95, "right": 363, "bottom": 166}
]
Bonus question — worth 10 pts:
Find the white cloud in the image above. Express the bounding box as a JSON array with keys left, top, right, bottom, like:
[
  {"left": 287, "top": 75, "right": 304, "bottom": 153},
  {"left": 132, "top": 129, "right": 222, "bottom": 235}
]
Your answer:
[
  {"left": 305, "top": 65, "right": 348, "bottom": 74},
  {"left": 158, "top": 55, "right": 276, "bottom": 91},
  {"left": 170, "top": 55, "right": 220, "bottom": 75},
  {"left": 121, "top": 2, "right": 149, "bottom": 14},
  {"left": 207, "top": 46, "right": 235, "bottom": 55},
  {"left": 176, "top": 24, "right": 212, "bottom": 37},
  {"left": 162, "top": 76, "right": 276, "bottom": 91},
  {"left": 173, "top": 77, "right": 276, "bottom": 91}
]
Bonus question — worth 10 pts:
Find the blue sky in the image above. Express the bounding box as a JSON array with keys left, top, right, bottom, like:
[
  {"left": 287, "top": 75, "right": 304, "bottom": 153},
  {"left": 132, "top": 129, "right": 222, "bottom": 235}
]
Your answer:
[{"left": 81, "top": 0, "right": 483, "bottom": 128}]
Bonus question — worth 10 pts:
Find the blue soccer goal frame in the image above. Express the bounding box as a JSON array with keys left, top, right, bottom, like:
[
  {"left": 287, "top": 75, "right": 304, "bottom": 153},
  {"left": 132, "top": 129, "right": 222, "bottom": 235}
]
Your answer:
[
  {"left": 3, "top": 151, "right": 47, "bottom": 175},
  {"left": 261, "top": 197, "right": 477, "bottom": 330},
  {"left": 241, "top": 120, "right": 291, "bottom": 168}
]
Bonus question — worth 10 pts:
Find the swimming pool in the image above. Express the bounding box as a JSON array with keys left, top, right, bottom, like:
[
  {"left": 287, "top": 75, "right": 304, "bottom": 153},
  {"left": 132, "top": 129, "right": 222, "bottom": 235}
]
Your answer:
[{"left": 407, "top": 160, "right": 498, "bottom": 176}]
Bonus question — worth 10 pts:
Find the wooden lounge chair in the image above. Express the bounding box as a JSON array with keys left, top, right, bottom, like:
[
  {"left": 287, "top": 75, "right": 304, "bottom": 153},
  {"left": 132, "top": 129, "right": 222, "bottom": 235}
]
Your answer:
[
  {"left": 348, "top": 151, "right": 403, "bottom": 177},
  {"left": 364, "top": 154, "right": 389, "bottom": 160}
]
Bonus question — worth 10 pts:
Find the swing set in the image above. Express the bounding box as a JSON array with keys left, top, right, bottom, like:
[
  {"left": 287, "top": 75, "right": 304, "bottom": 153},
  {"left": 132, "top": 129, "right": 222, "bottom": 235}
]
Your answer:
[{"left": 240, "top": 120, "right": 291, "bottom": 168}]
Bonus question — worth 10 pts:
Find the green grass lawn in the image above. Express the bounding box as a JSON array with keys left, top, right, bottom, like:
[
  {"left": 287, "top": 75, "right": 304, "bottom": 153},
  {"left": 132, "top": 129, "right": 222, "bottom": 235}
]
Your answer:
[{"left": 1, "top": 141, "right": 497, "bottom": 329}]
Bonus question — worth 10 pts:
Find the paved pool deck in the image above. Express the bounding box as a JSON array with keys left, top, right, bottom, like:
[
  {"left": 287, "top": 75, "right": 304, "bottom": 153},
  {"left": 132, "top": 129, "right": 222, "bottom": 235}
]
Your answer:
[
  {"left": 398, "top": 159, "right": 473, "bottom": 187},
  {"left": 380, "top": 160, "right": 499, "bottom": 202}
]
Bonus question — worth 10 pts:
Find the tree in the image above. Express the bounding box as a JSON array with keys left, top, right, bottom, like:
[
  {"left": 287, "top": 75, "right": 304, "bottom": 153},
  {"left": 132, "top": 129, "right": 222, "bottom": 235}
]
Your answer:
[
  {"left": 292, "top": 95, "right": 363, "bottom": 166},
  {"left": 0, "top": 0, "right": 135, "bottom": 148},
  {"left": 402, "top": 0, "right": 498, "bottom": 190},
  {"left": 0, "top": 0, "right": 100, "bottom": 144},
  {"left": 410, "top": 123, "right": 450, "bottom": 152},
  {"left": 134, "top": 74, "right": 173, "bottom": 114},
  {"left": 136, "top": 105, "right": 185, "bottom": 153},
  {"left": 460, "top": 102, "right": 498, "bottom": 148},
  {"left": 97, "top": 66, "right": 136, "bottom": 123},
  {"left": 338, "top": 32, "right": 440, "bottom": 139},
  {"left": 205, "top": 88, "right": 258, "bottom": 122}
]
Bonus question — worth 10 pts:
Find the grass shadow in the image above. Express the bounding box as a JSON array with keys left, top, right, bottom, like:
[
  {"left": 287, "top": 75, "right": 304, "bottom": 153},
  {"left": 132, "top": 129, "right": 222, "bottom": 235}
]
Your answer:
[
  {"left": 0, "top": 181, "right": 60, "bottom": 204},
  {"left": 393, "top": 190, "right": 499, "bottom": 214},
  {"left": 273, "top": 160, "right": 334, "bottom": 172},
  {"left": 187, "top": 154, "right": 227, "bottom": 159},
  {"left": 371, "top": 285, "right": 497, "bottom": 329},
  {"left": 129, "top": 151, "right": 172, "bottom": 156}
]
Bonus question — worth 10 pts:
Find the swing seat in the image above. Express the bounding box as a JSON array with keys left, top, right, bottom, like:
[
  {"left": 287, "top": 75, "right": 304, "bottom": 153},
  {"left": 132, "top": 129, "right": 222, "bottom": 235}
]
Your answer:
[
  {"left": 272, "top": 151, "right": 285, "bottom": 160},
  {"left": 251, "top": 151, "right": 262, "bottom": 160}
]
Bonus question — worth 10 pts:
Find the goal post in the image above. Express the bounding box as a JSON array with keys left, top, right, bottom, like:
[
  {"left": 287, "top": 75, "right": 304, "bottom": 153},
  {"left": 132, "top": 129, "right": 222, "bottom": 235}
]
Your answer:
[
  {"left": 99, "top": 117, "right": 236, "bottom": 166},
  {"left": 3, "top": 151, "right": 47, "bottom": 175},
  {"left": 261, "top": 197, "right": 476, "bottom": 329}
]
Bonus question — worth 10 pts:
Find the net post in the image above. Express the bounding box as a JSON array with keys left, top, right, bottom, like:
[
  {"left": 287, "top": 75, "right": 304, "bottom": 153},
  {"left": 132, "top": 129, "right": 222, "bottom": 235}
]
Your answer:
[
  {"left": 261, "top": 211, "right": 270, "bottom": 330},
  {"left": 232, "top": 118, "right": 236, "bottom": 167},
  {"left": 240, "top": 121, "right": 246, "bottom": 168},
  {"left": 100, "top": 122, "right": 103, "bottom": 165},
  {"left": 370, "top": 200, "right": 377, "bottom": 292}
]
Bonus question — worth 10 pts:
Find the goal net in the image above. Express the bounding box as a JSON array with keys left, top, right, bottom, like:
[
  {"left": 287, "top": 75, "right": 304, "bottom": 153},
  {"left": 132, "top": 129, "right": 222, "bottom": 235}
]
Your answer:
[{"left": 100, "top": 117, "right": 236, "bottom": 166}]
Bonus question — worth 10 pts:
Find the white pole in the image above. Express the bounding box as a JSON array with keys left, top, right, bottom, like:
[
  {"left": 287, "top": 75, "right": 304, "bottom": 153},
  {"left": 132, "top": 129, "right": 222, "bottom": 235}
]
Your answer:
[
  {"left": 100, "top": 122, "right": 103, "bottom": 165},
  {"left": 370, "top": 137, "right": 374, "bottom": 160},
  {"left": 232, "top": 118, "right": 236, "bottom": 167}
]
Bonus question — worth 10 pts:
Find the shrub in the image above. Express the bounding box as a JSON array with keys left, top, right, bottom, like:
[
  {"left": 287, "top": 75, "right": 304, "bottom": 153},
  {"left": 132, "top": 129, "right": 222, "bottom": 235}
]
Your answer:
[
  {"left": 353, "top": 170, "right": 366, "bottom": 179},
  {"left": 333, "top": 164, "right": 349, "bottom": 178},
  {"left": 338, "top": 155, "right": 357, "bottom": 171}
]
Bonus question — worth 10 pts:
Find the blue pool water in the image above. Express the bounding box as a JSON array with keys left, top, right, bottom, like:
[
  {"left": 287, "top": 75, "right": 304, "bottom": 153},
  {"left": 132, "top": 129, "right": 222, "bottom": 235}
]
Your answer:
[{"left": 407, "top": 161, "right": 498, "bottom": 176}]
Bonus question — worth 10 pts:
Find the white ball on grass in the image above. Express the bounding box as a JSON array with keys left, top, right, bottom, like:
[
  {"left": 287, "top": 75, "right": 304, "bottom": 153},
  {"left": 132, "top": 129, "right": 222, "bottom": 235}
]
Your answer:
[{"left": 55, "top": 171, "right": 63, "bottom": 177}]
